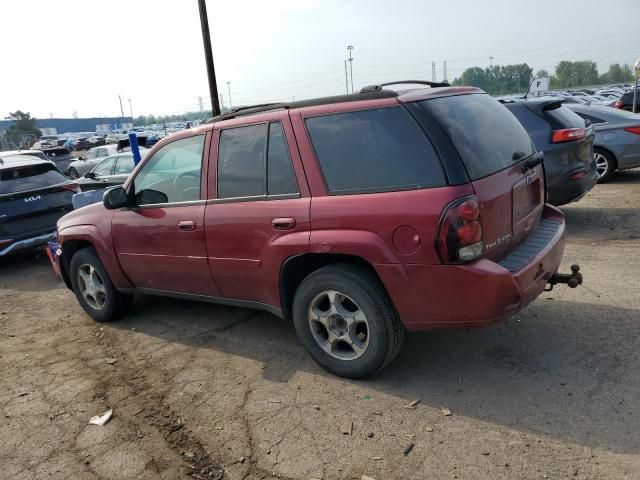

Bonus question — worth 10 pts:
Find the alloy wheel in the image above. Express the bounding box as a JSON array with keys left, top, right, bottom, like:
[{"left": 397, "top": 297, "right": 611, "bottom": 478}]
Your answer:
[
  {"left": 77, "top": 263, "right": 106, "bottom": 310},
  {"left": 308, "top": 290, "right": 370, "bottom": 360},
  {"left": 594, "top": 152, "right": 609, "bottom": 178}
]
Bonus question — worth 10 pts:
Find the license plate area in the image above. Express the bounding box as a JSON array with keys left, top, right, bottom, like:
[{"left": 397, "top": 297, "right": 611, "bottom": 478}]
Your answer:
[{"left": 513, "top": 171, "right": 541, "bottom": 225}]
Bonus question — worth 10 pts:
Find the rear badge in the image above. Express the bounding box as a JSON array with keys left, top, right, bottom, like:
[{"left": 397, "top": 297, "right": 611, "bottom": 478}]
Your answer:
[
  {"left": 485, "top": 234, "right": 512, "bottom": 251},
  {"left": 24, "top": 195, "right": 42, "bottom": 202}
]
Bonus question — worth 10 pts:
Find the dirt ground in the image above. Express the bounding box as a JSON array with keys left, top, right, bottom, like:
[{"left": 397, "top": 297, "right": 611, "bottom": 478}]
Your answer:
[{"left": 2, "top": 170, "right": 640, "bottom": 480}]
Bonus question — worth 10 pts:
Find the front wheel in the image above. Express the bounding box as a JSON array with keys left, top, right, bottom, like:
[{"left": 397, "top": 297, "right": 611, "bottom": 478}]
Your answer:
[
  {"left": 594, "top": 148, "right": 616, "bottom": 183},
  {"left": 70, "top": 247, "right": 131, "bottom": 322},
  {"left": 292, "top": 264, "right": 405, "bottom": 379}
]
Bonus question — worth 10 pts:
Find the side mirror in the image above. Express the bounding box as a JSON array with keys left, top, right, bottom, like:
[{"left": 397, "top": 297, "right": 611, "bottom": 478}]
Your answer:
[
  {"left": 84, "top": 172, "right": 96, "bottom": 179},
  {"left": 103, "top": 186, "right": 129, "bottom": 210},
  {"left": 136, "top": 188, "right": 168, "bottom": 205}
]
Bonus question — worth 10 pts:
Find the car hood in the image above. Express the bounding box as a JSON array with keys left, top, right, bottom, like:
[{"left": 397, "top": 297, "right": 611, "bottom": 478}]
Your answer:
[{"left": 57, "top": 201, "right": 109, "bottom": 232}]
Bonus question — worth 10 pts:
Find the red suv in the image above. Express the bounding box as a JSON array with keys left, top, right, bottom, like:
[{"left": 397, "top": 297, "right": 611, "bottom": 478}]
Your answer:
[{"left": 54, "top": 82, "right": 580, "bottom": 378}]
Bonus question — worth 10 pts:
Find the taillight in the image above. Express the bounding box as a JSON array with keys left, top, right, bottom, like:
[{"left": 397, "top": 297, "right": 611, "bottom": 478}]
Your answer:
[
  {"left": 624, "top": 126, "right": 640, "bottom": 135},
  {"left": 551, "top": 128, "right": 585, "bottom": 144},
  {"left": 61, "top": 183, "right": 81, "bottom": 194},
  {"left": 615, "top": 100, "right": 623, "bottom": 109},
  {"left": 436, "top": 196, "right": 483, "bottom": 263}
]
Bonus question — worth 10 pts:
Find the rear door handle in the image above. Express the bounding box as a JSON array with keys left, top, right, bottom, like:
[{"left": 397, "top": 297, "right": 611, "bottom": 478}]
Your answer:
[
  {"left": 177, "top": 220, "right": 196, "bottom": 231},
  {"left": 272, "top": 217, "right": 296, "bottom": 230}
]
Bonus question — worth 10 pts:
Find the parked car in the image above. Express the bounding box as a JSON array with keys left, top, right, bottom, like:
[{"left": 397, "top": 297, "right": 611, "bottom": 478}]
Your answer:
[
  {"left": 88, "top": 136, "right": 106, "bottom": 147},
  {"left": 614, "top": 89, "right": 640, "bottom": 112},
  {"left": 74, "top": 152, "right": 146, "bottom": 191},
  {"left": 53, "top": 83, "right": 581, "bottom": 378},
  {"left": 0, "top": 155, "right": 78, "bottom": 256},
  {"left": 566, "top": 103, "right": 640, "bottom": 181},
  {"left": 66, "top": 145, "right": 147, "bottom": 179},
  {"left": 73, "top": 137, "right": 92, "bottom": 151},
  {"left": 1, "top": 149, "right": 51, "bottom": 163},
  {"left": 502, "top": 97, "right": 597, "bottom": 206}
]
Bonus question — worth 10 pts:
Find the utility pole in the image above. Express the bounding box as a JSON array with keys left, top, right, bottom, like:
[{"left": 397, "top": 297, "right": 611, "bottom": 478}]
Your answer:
[
  {"left": 227, "top": 81, "right": 232, "bottom": 109},
  {"left": 443, "top": 61, "right": 447, "bottom": 83},
  {"left": 432, "top": 61, "right": 436, "bottom": 82},
  {"left": 198, "top": 96, "right": 204, "bottom": 112},
  {"left": 118, "top": 95, "right": 124, "bottom": 118},
  {"left": 347, "top": 45, "right": 354, "bottom": 93},
  {"left": 219, "top": 93, "right": 224, "bottom": 111},
  {"left": 128, "top": 98, "right": 133, "bottom": 119},
  {"left": 197, "top": 0, "right": 221, "bottom": 116},
  {"left": 344, "top": 60, "right": 349, "bottom": 94}
]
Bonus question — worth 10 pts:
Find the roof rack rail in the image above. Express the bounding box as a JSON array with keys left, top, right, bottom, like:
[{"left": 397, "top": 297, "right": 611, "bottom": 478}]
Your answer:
[
  {"left": 359, "top": 80, "right": 450, "bottom": 94},
  {"left": 205, "top": 103, "right": 289, "bottom": 123}
]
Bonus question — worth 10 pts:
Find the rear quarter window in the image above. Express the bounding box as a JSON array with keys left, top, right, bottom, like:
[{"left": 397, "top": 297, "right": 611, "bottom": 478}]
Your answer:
[
  {"left": 543, "top": 105, "right": 586, "bottom": 129},
  {"left": 420, "top": 94, "right": 535, "bottom": 180},
  {"left": 0, "top": 163, "right": 67, "bottom": 194},
  {"left": 305, "top": 106, "right": 446, "bottom": 194}
]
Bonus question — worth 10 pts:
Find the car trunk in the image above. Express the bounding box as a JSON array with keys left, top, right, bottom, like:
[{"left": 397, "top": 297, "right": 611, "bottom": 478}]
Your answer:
[
  {"left": 418, "top": 92, "right": 546, "bottom": 263},
  {"left": 0, "top": 164, "right": 75, "bottom": 240}
]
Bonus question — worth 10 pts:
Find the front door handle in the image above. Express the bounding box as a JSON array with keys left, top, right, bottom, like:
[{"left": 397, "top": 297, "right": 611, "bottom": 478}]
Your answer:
[
  {"left": 272, "top": 217, "right": 296, "bottom": 230},
  {"left": 177, "top": 220, "right": 196, "bottom": 231}
]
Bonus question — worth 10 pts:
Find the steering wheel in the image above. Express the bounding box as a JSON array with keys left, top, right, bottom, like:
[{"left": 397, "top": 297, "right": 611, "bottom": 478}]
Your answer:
[{"left": 173, "top": 171, "right": 200, "bottom": 201}]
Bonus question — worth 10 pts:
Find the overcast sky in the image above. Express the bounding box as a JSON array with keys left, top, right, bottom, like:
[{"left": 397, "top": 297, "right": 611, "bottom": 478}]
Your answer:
[{"left": 1, "top": 0, "right": 639, "bottom": 119}]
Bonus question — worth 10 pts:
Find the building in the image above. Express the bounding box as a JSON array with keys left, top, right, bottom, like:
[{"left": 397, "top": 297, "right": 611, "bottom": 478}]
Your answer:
[{"left": 0, "top": 117, "right": 134, "bottom": 135}]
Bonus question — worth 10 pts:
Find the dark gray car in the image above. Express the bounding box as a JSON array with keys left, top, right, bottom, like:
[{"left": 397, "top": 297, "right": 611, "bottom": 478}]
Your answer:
[{"left": 565, "top": 103, "right": 640, "bottom": 182}]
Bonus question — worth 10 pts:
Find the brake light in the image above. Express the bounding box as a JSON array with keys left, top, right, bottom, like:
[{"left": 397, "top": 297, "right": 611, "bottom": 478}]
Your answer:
[
  {"left": 437, "top": 196, "right": 483, "bottom": 263},
  {"left": 615, "top": 100, "right": 623, "bottom": 109},
  {"left": 61, "top": 183, "right": 81, "bottom": 194},
  {"left": 624, "top": 126, "right": 640, "bottom": 135},
  {"left": 551, "top": 128, "right": 585, "bottom": 144}
]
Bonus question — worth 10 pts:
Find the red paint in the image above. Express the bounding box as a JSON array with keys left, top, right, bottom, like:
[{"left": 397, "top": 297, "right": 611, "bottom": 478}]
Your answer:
[{"left": 56, "top": 89, "right": 567, "bottom": 332}]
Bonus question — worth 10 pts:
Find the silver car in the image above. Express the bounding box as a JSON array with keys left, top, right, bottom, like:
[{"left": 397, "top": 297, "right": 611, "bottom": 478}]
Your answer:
[
  {"left": 566, "top": 104, "right": 640, "bottom": 182},
  {"left": 66, "top": 145, "right": 148, "bottom": 179}
]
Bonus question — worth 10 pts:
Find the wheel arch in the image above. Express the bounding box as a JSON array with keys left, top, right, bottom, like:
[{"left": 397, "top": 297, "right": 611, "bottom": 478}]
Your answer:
[
  {"left": 279, "top": 253, "right": 389, "bottom": 320},
  {"left": 594, "top": 145, "right": 618, "bottom": 169}
]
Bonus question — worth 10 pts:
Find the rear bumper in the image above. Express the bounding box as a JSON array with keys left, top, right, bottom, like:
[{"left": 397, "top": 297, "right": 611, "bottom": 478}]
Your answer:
[
  {"left": 547, "top": 165, "right": 597, "bottom": 206},
  {"left": 376, "top": 205, "right": 566, "bottom": 332},
  {"left": 0, "top": 231, "right": 56, "bottom": 256}
]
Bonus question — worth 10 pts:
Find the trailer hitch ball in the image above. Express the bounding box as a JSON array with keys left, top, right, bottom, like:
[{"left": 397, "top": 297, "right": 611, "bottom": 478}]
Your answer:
[{"left": 546, "top": 264, "right": 583, "bottom": 291}]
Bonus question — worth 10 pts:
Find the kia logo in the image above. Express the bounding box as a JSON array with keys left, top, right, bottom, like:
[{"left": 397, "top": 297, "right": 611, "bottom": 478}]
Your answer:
[{"left": 24, "top": 196, "right": 41, "bottom": 202}]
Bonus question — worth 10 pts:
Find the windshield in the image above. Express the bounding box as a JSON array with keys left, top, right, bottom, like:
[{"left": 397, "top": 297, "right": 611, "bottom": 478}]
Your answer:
[
  {"left": 419, "top": 94, "right": 535, "bottom": 180},
  {"left": 0, "top": 163, "right": 67, "bottom": 194}
]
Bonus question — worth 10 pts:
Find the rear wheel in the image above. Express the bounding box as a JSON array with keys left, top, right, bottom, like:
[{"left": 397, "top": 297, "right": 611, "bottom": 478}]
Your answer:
[
  {"left": 68, "top": 167, "right": 79, "bottom": 180},
  {"left": 594, "top": 148, "right": 616, "bottom": 183},
  {"left": 70, "top": 247, "right": 131, "bottom": 322},
  {"left": 292, "top": 263, "right": 405, "bottom": 378}
]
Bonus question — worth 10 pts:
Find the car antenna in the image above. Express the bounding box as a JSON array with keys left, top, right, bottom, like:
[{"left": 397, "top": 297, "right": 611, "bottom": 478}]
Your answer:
[{"left": 523, "top": 69, "right": 536, "bottom": 100}]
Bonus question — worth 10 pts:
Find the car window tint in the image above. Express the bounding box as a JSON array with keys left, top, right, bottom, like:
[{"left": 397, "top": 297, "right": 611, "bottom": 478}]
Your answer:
[
  {"left": 217, "top": 124, "right": 267, "bottom": 198},
  {"left": 420, "top": 94, "right": 535, "bottom": 180},
  {"left": 133, "top": 135, "right": 204, "bottom": 205},
  {"left": 85, "top": 149, "right": 97, "bottom": 159},
  {"left": 305, "top": 106, "right": 446, "bottom": 194},
  {"left": 0, "top": 163, "right": 67, "bottom": 194},
  {"left": 267, "top": 122, "right": 297, "bottom": 195},
  {"left": 93, "top": 156, "right": 116, "bottom": 176}
]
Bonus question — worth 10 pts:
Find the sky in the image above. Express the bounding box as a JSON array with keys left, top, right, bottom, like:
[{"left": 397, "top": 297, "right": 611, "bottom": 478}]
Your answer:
[{"left": 1, "top": 0, "right": 639, "bottom": 119}]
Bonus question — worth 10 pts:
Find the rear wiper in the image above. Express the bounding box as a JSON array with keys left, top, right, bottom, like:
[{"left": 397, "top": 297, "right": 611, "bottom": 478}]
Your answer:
[{"left": 521, "top": 154, "right": 543, "bottom": 173}]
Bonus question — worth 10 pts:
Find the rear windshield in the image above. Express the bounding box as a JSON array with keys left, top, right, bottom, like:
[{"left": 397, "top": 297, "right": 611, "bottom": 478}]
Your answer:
[
  {"left": 305, "top": 106, "right": 446, "bottom": 194},
  {"left": 420, "top": 94, "right": 535, "bottom": 180},
  {"left": 544, "top": 105, "right": 586, "bottom": 129},
  {"left": 0, "top": 163, "right": 67, "bottom": 194}
]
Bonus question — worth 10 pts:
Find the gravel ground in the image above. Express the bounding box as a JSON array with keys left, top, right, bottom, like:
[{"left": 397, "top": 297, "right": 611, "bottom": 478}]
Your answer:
[{"left": 1, "top": 170, "right": 639, "bottom": 480}]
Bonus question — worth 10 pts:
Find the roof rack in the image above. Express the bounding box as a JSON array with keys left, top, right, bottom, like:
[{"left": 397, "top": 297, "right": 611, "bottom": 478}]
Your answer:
[
  {"left": 206, "top": 90, "right": 398, "bottom": 123},
  {"left": 359, "top": 80, "right": 450, "bottom": 93}
]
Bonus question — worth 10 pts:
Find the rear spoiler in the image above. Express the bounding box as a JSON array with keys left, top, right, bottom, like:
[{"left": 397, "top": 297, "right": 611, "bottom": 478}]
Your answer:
[{"left": 520, "top": 98, "right": 564, "bottom": 117}]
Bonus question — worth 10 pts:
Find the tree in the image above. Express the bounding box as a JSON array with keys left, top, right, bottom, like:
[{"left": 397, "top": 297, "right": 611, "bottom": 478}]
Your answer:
[
  {"left": 451, "top": 63, "right": 531, "bottom": 95},
  {"left": 5, "top": 110, "right": 41, "bottom": 147},
  {"left": 599, "top": 63, "right": 635, "bottom": 84},
  {"left": 535, "top": 69, "right": 549, "bottom": 79},
  {"left": 550, "top": 61, "right": 598, "bottom": 88}
]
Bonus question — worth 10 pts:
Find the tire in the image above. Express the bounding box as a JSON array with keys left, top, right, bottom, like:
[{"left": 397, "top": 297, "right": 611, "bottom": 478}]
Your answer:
[
  {"left": 292, "top": 263, "right": 405, "bottom": 379},
  {"left": 68, "top": 168, "right": 79, "bottom": 180},
  {"left": 69, "top": 247, "right": 131, "bottom": 322},
  {"left": 594, "top": 148, "right": 616, "bottom": 183}
]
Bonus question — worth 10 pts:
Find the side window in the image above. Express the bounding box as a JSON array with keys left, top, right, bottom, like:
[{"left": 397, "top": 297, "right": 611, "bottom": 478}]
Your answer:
[
  {"left": 267, "top": 122, "right": 298, "bottom": 195},
  {"left": 93, "top": 156, "right": 116, "bottom": 176},
  {"left": 305, "top": 106, "right": 446, "bottom": 194},
  {"left": 115, "top": 154, "right": 135, "bottom": 174},
  {"left": 133, "top": 135, "right": 204, "bottom": 205},
  {"left": 217, "top": 124, "right": 267, "bottom": 198},
  {"left": 85, "top": 149, "right": 97, "bottom": 159}
]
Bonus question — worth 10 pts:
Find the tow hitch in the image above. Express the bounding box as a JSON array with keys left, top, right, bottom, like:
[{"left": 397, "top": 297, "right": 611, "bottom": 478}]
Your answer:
[{"left": 545, "top": 264, "right": 583, "bottom": 291}]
